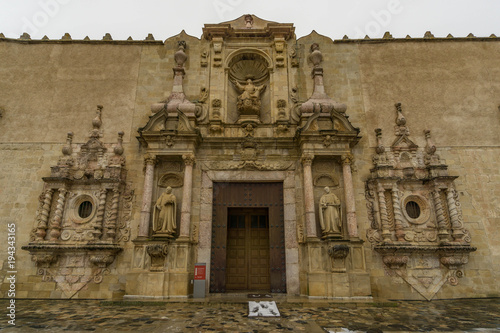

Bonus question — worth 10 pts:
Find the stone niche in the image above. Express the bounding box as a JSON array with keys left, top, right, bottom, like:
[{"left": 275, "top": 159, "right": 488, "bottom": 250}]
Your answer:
[
  {"left": 22, "top": 106, "right": 132, "bottom": 299},
  {"left": 226, "top": 52, "right": 271, "bottom": 124},
  {"left": 365, "top": 103, "right": 476, "bottom": 301}
]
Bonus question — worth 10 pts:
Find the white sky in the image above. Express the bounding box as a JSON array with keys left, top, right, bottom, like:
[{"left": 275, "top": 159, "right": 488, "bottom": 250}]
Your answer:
[{"left": 0, "top": 0, "right": 499, "bottom": 41}]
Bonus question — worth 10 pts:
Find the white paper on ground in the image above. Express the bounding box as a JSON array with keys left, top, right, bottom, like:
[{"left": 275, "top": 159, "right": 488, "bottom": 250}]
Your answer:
[{"left": 248, "top": 301, "right": 280, "bottom": 317}]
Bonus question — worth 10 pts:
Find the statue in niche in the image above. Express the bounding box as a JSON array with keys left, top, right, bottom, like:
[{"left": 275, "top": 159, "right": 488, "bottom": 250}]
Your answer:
[
  {"left": 319, "top": 187, "right": 342, "bottom": 237},
  {"left": 231, "top": 76, "right": 266, "bottom": 115},
  {"left": 153, "top": 186, "right": 177, "bottom": 237}
]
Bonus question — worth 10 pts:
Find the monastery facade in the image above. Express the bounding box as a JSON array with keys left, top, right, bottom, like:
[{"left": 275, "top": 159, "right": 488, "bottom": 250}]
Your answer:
[{"left": 1, "top": 15, "right": 499, "bottom": 301}]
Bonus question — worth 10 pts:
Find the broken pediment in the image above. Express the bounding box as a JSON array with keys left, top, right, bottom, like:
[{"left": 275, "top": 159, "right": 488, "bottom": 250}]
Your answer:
[{"left": 203, "top": 14, "right": 295, "bottom": 40}]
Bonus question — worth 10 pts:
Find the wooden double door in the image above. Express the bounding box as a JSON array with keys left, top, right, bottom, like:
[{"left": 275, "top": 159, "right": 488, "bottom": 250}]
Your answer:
[
  {"left": 210, "top": 182, "right": 286, "bottom": 293},
  {"left": 226, "top": 208, "right": 270, "bottom": 291}
]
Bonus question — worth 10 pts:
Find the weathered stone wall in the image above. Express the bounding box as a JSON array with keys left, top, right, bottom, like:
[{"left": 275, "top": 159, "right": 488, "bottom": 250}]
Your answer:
[
  {"left": 0, "top": 33, "right": 498, "bottom": 300},
  {"left": 355, "top": 39, "right": 500, "bottom": 299}
]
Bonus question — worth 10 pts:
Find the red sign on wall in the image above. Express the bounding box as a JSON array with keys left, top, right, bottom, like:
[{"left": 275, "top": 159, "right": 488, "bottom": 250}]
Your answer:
[{"left": 194, "top": 264, "right": 206, "bottom": 280}]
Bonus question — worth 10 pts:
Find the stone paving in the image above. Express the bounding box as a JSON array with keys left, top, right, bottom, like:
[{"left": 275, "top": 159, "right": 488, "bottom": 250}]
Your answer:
[{"left": 0, "top": 297, "right": 499, "bottom": 332}]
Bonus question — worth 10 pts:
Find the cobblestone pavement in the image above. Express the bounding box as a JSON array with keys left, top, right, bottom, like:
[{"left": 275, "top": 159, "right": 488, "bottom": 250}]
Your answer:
[{"left": 0, "top": 298, "right": 499, "bottom": 332}]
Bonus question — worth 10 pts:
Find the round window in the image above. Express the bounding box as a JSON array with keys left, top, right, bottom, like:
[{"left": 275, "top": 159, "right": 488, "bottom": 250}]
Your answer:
[
  {"left": 405, "top": 201, "right": 421, "bottom": 219},
  {"left": 78, "top": 201, "right": 93, "bottom": 219},
  {"left": 401, "top": 194, "right": 430, "bottom": 225}
]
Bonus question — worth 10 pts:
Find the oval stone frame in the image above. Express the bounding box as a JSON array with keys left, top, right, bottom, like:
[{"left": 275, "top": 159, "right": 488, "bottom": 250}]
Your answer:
[
  {"left": 69, "top": 194, "right": 97, "bottom": 224},
  {"left": 401, "top": 194, "right": 430, "bottom": 225}
]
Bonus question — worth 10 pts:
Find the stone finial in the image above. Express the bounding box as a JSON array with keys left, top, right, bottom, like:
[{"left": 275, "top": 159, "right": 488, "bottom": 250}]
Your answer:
[
  {"left": 114, "top": 131, "right": 124, "bottom": 155},
  {"left": 342, "top": 35, "right": 349, "bottom": 40},
  {"left": 0, "top": 33, "right": 5, "bottom": 38},
  {"left": 490, "top": 34, "right": 497, "bottom": 38},
  {"left": 447, "top": 33, "right": 454, "bottom": 38},
  {"left": 102, "top": 33, "right": 113, "bottom": 41},
  {"left": 127, "top": 36, "right": 133, "bottom": 41},
  {"left": 61, "top": 33, "right": 72, "bottom": 40},
  {"left": 93, "top": 105, "right": 103, "bottom": 130},
  {"left": 383, "top": 31, "right": 393, "bottom": 39},
  {"left": 424, "top": 130, "right": 436, "bottom": 155},
  {"left": 42, "top": 35, "right": 49, "bottom": 40},
  {"left": 375, "top": 129, "right": 385, "bottom": 154},
  {"left": 20, "top": 32, "right": 31, "bottom": 40},
  {"left": 145, "top": 33, "right": 155, "bottom": 41},
  {"left": 424, "top": 31, "right": 434, "bottom": 38},
  {"left": 174, "top": 41, "right": 187, "bottom": 68},
  {"left": 83, "top": 36, "right": 90, "bottom": 41},
  {"left": 364, "top": 35, "right": 370, "bottom": 40},
  {"left": 466, "top": 33, "right": 476, "bottom": 38},
  {"left": 309, "top": 43, "right": 322, "bottom": 67},
  {"left": 395, "top": 103, "right": 406, "bottom": 126},
  {"left": 62, "top": 132, "right": 73, "bottom": 156},
  {"left": 405, "top": 35, "right": 412, "bottom": 39}
]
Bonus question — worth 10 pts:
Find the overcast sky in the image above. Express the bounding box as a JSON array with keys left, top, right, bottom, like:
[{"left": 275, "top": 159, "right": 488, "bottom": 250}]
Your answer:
[{"left": 0, "top": 0, "right": 499, "bottom": 41}]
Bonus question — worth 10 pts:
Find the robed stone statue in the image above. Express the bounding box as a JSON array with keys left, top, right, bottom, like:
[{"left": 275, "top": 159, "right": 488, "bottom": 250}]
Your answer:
[
  {"left": 153, "top": 186, "right": 177, "bottom": 237},
  {"left": 319, "top": 187, "right": 342, "bottom": 238}
]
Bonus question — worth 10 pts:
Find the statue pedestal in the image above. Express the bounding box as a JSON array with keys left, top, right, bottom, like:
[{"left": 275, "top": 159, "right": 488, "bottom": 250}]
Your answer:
[
  {"left": 237, "top": 114, "right": 260, "bottom": 125},
  {"left": 322, "top": 232, "right": 343, "bottom": 240},
  {"left": 152, "top": 232, "right": 175, "bottom": 240}
]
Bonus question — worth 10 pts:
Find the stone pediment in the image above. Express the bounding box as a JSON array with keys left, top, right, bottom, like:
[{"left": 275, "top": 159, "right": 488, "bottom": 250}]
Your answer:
[{"left": 203, "top": 14, "right": 295, "bottom": 40}]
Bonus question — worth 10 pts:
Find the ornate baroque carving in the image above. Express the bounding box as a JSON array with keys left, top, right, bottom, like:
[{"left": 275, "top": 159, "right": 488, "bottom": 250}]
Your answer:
[
  {"left": 23, "top": 107, "right": 128, "bottom": 296},
  {"left": 366, "top": 104, "right": 476, "bottom": 300}
]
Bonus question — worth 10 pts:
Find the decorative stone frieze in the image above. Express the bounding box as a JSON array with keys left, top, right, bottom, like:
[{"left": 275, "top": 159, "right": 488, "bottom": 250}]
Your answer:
[{"left": 366, "top": 103, "right": 476, "bottom": 300}]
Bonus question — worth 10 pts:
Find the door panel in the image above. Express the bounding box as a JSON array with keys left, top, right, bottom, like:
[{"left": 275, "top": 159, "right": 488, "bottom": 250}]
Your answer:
[
  {"left": 210, "top": 183, "right": 286, "bottom": 293},
  {"left": 226, "top": 208, "right": 270, "bottom": 291}
]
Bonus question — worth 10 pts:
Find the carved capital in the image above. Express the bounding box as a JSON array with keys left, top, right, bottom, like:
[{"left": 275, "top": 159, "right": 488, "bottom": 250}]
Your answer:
[
  {"left": 301, "top": 154, "right": 314, "bottom": 166},
  {"left": 182, "top": 154, "right": 195, "bottom": 166},
  {"left": 143, "top": 154, "right": 157, "bottom": 167},
  {"left": 341, "top": 153, "right": 354, "bottom": 166}
]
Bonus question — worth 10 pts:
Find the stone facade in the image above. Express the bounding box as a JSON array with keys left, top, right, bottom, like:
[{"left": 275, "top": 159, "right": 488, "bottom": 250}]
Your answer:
[{"left": 0, "top": 16, "right": 499, "bottom": 300}]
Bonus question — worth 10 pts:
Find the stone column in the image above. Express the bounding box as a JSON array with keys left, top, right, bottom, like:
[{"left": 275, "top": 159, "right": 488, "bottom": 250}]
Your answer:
[
  {"left": 35, "top": 188, "right": 54, "bottom": 241},
  {"left": 342, "top": 154, "right": 359, "bottom": 239},
  {"left": 301, "top": 154, "right": 317, "bottom": 239},
  {"left": 391, "top": 184, "right": 405, "bottom": 241},
  {"left": 377, "top": 183, "right": 391, "bottom": 243},
  {"left": 446, "top": 186, "right": 465, "bottom": 242},
  {"left": 138, "top": 155, "right": 156, "bottom": 238},
  {"left": 179, "top": 154, "right": 195, "bottom": 239},
  {"left": 93, "top": 188, "right": 107, "bottom": 240},
  {"left": 433, "top": 186, "right": 450, "bottom": 243},
  {"left": 48, "top": 188, "right": 67, "bottom": 241}
]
